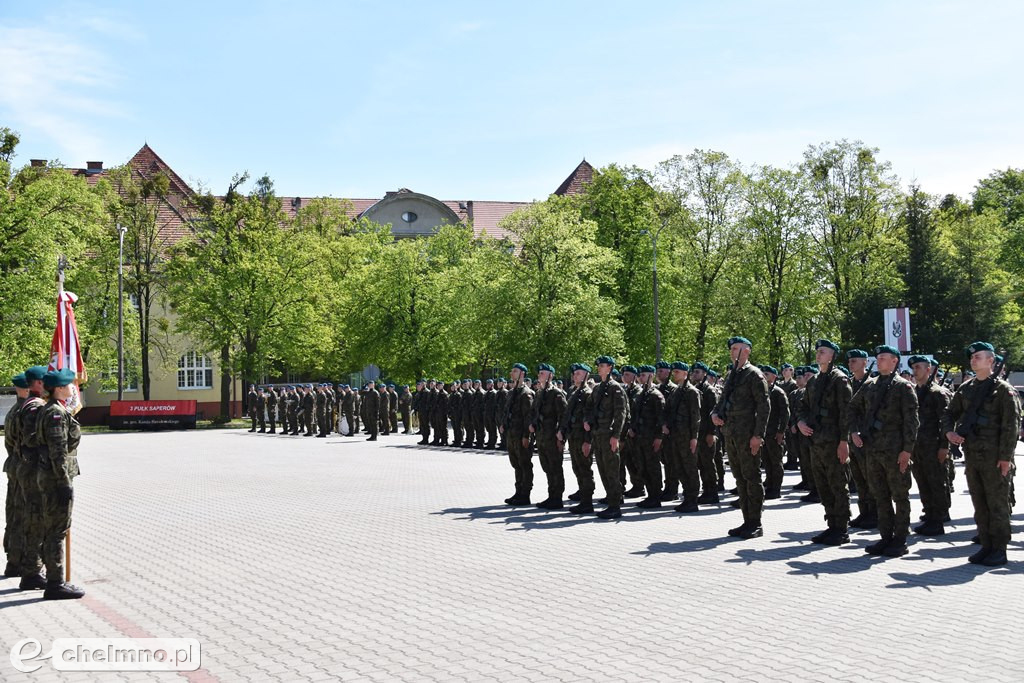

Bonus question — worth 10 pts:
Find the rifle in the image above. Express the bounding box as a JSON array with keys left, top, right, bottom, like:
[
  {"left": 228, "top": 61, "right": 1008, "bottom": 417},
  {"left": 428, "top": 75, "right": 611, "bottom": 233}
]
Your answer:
[
  {"left": 955, "top": 352, "right": 1008, "bottom": 437},
  {"left": 715, "top": 357, "right": 740, "bottom": 419}
]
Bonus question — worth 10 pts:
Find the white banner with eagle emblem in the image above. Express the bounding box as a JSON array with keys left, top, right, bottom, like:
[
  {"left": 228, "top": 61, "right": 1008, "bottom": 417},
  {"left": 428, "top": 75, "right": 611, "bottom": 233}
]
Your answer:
[{"left": 884, "top": 307, "right": 911, "bottom": 353}]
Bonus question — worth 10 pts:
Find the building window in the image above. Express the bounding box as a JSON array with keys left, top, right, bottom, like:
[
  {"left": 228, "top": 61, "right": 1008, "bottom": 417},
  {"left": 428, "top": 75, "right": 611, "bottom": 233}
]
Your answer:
[
  {"left": 100, "top": 359, "right": 139, "bottom": 393},
  {"left": 177, "top": 351, "right": 214, "bottom": 390}
]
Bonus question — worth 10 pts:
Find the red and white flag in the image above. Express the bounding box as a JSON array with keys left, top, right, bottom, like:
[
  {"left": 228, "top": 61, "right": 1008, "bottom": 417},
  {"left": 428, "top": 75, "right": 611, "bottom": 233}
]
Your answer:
[
  {"left": 49, "top": 280, "right": 87, "bottom": 413},
  {"left": 883, "top": 307, "right": 912, "bottom": 353}
]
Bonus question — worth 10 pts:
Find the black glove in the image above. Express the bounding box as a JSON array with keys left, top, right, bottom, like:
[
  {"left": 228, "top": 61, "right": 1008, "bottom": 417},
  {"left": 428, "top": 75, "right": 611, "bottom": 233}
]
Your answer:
[{"left": 56, "top": 484, "right": 73, "bottom": 505}]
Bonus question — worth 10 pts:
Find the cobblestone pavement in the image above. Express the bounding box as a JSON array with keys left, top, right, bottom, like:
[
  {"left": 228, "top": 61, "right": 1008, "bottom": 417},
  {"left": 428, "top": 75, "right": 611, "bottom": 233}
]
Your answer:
[{"left": 1, "top": 429, "right": 1022, "bottom": 682}]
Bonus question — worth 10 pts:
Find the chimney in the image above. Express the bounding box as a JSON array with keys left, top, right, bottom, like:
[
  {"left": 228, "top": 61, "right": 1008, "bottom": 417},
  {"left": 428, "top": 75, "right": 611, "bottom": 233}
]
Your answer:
[
  {"left": 86, "top": 161, "right": 103, "bottom": 174},
  {"left": 30, "top": 159, "right": 45, "bottom": 167},
  {"left": 466, "top": 200, "right": 474, "bottom": 223}
]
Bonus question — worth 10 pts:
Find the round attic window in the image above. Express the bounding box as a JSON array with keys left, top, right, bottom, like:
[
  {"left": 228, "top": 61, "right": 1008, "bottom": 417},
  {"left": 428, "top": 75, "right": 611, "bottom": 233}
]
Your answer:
[{"left": 401, "top": 211, "right": 418, "bottom": 224}]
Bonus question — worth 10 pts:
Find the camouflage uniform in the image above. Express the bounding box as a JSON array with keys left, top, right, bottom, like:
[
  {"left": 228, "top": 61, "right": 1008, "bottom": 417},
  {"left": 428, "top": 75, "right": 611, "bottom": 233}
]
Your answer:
[
  {"left": 558, "top": 383, "right": 594, "bottom": 506},
  {"left": 913, "top": 380, "right": 953, "bottom": 528},
  {"left": 763, "top": 381, "right": 790, "bottom": 498},
  {"left": 483, "top": 385, "right": 498, "bottom": 448},
  {"left": 532, "top": 383, "right": 567, "bottom": 504},
  {"left": 848, "top": 372, "right": 877, "bottom": 526},
  {"left": 850, "top": 373, "right": 920, "bottom": 544},
  {"left": 503, "top": 383, "right": 535, "bottom": 502},
  {"left": 14, "top": 394, "right": 46, "bottom": 577},
  {"left": 266, "top": 388, "right": 278, "bottom": 434},
  {"left": 694, "top": 378, "right": 719, "bottom": 501},
  {"left": 431, "top": 387, "right": 449, "bottom": 445},
  {"left": 664, "top": 382, "right": 702, "bottom": 506},
  {"left": 35, "top": 399, "right": 82, "bottom": 583},
  {"left": 619, "top": 381, "right": 643, "bottom": 495},
  {"left": 942, "top": 375, "right": 1020, "bottom": 556},
  {"left": 449, "top": 388, "right": 464, "bottom": 446},
  {"left": 585, "top": 378, "right": 628, "bottom": 511},
  {"left": 630, "top": 384, "right": 666, "bottom": 505},
  {"left": 657, "top": 379, "right": 679, "bottom": 499},
  {"left": 713, "top": 363, "right": 770, "bottom": 530},
  {"left": 798, "top": 367, "right": 854, "bottom": 531},
  {"left": 3, "top": 396, "right": 26, "bottom": 573}
]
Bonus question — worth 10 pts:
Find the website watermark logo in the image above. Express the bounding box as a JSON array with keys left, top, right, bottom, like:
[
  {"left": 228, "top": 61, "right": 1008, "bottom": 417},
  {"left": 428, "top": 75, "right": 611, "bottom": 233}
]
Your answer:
[{"left": 10, "top": 638, "right": 201, "bottom": 673}]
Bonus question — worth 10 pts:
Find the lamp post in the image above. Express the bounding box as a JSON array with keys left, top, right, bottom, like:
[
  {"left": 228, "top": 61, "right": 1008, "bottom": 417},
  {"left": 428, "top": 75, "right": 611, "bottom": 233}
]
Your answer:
[
  {"left": 117, "top": 223, "right": 127, "bottom": 401},
  {"left": 641, "top": 217, "right": 668, "bottom": 362}
]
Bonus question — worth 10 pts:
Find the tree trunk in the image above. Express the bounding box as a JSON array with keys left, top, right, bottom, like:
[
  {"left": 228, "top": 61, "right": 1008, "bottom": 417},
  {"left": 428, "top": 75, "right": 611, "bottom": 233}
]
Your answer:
[{"left": 220, "top": 343, "right": 231, "bottom": 418}]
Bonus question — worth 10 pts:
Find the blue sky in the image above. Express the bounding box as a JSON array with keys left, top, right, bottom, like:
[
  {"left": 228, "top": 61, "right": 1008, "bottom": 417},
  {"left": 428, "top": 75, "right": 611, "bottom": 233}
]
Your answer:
[{"left": 1, "top": 1, "right": 1021, "bottom": 201}]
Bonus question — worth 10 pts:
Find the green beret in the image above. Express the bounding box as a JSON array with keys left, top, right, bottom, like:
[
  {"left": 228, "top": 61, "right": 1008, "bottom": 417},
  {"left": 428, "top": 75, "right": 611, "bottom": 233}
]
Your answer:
[
  {"left": 874, "top": 344, "right": 900, "bottom": 357},
  {"left": 846, "top": 349, "right": 868, "bottom": 359},
  {"left": 838, "top": 365, "right": 852, "bottom": 377},
  {"left": 512, "top": 363, "right": 528, "bottom": 372},
  {"left": 907, "top": 355, "right": 930, "bottom": 367},
  {"left": 42, "top": 368, "right": 75, "bottom": 388},
  {"left": 794, "top": 367, "right": 805, "bottom": 377},
  {"left": 805, "top": 365, "right": 819, "bottom": 375},
  {"left": 760, "top": 365, "right": 778, "bottom": 376},
  {"left": 638, "top": 364, "right": 656, "bottom": 373},
  {"left": 24, "top": 365, "right": 47, "bottom": 382},
  {"left": 537, "top": 363, "right": 555, "bottom": 374},
  {"left": 966, "top": 341, "right": 995, "bottom": 355},
  {"left": 670, "top": 361, "right": 689, "bottom": 371},
  {"left": 610, "top": 369, "right": 621, "bottom": 378},
  {"left": 595, "top": 355, "right": 615, "bottom": 366},
  {"left": 576, "top": 363, "right": 593, "bottom": 374},
  {"left": 708, "top": 370, "right": 719, "bottom": 378},
  {"left": 693, "top": 361, "right": 709, "bottom": 372},
  {"left": 11, "top": 372, "right": 28, "bottom": 388},
  {"left": 620, "top": 365, "right": 637, "bottom": 374},
  {"left": 484, "top": 379, "right": 493, "bottom": 385},
  {"left": 781, "top": 363, "right": 794, "bottom": 370},
  {"left": 727, "top": 336, "right": 752, "bottom": 348},
  {"left": 815, "top": 339, "right": 840, "bottom": 354},
  {"left": 654, "top": 360, "right": 671, "bottom": 370},
  {"left": 995, "top": 354, "right": 1004, "bottom": 364}
]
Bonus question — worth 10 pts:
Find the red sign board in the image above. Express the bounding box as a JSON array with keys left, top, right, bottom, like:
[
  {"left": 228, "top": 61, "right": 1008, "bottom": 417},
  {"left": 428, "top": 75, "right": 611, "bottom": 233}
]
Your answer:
[{"left": 109, "top": 400, "right": 197, "bottom": 429}]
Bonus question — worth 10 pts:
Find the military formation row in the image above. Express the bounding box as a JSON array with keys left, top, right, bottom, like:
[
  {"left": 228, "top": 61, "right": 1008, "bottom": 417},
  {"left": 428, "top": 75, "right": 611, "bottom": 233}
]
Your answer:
[
  {"left": 246, "top": 382, "right": 414, "bottom": 438},
  {"left": 407, "top": 341, "right": 1017, "bottom": 568}
]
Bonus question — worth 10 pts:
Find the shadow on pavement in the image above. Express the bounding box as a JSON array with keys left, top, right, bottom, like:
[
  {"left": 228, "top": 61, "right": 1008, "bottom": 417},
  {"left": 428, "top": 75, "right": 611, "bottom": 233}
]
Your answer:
[
  {"left": 631, "top": 536, "right": 736, "bottom": 555},
  {"left": 886, "top": 560, "right": 1024, "bottom": 590}
]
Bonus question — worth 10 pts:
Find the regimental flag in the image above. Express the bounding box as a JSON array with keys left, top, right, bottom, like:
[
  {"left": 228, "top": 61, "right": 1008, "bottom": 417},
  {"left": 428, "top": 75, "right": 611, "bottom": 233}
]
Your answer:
[
  {"left": 883, "top": 307, "right": 912, "bottom": 354},
  {"left": 49, "top": 280, "right": 87, "bottom": 414}
]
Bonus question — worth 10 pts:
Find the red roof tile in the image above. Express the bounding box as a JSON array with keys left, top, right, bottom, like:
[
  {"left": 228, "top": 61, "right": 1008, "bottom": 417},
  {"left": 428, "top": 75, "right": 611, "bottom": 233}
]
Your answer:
[{"left": 553, "top": 159, "right": 595, "bottom": 196}]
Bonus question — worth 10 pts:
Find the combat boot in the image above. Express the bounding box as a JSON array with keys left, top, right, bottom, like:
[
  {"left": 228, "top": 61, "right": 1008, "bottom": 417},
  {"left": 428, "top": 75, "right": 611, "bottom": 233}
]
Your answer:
[
  {"left": 506, "top": 494, "right": 531, "bottom": 507},
  {"left": 764, "top": 488, "right": 781, "bottom": 500},
  {"left": 982, "top": 548, "right": 1007, "bottom": 566},
  {"left": 4, "top": 562, "right": 20, "bottom": 577},
  {"left": 800, "top": 491, "right": 821, "bottom": 504},
  {"left": 19, "top": 572, "right": 46, "bottom": 590},
  {"left": 258, "top": 428, "right": 265, "bottom": 433},
  {"left": 623, "top": 486, "right": 645, "bottom": 498},
  {"left": 913, "top": 520, "right": 945, "bottom": 536},
  {"left": 968, "top": 546, "right": 992, "bottom": 564},
  {"left": 674, "top": 499, "right": 699, "bottom": 513},
  {"left": 792, "top": 480, "right": 808, "bottom": 491},
  {"left": 728, "top": 522, "right": 751, "bottom": 537},
  {"left": 735, "top": 524, "right": 763, "bottom": 539},
  {"left": 268, "top": 428, "right": 276, "bottom": 434},
  {"left": 536, "top": 498, "right": 563, "bottom": 510},
  {"left": 660, "top": 489, "right": 678, "bottom": 502},
  {"left": 864, "top": 535, "right": 893, "bottom": 556},
  {"left": 819, "top": 529, "right": 850, "bottom": 546},
  {"left": 569, "top": 501, "right": 594, "bottom": 515},
  {"left": 697, "top": 492, "right": 719, "bottom": 505},
  {"left": 881, "top": 537, "right": 908, "bottom": 557},
  {"left": 849, "top": 514, "right": 865, "bottom": 528},
  {"left": 811, "top": 528, "right": 833, "bottom": 544},
  {"left": 43, "top": 581, "right": 85, "bottom": 600},
  {"left": 597, "top": 506, "right": 621, "bottom": 520},
  {"left": 636, "top": 497, "right": 661, "bottom": 509},
  {"left": 858, "top": 514, "right": 878, "bottom": 529},
  {"left": 567, "top": 491, "right": 581, "bottom": 502}
]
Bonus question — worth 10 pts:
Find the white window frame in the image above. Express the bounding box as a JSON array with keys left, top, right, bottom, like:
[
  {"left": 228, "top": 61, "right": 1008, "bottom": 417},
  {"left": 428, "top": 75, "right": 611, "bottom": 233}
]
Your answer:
[{"left": 177, "top": 351, "right": 214, "bottom": 390}]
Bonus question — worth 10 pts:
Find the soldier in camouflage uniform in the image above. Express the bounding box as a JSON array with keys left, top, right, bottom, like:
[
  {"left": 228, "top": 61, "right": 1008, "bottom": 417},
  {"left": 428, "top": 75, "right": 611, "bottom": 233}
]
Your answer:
[
  {"left": 663, "top": 361, "right": 701, "bottom": 512},
  {"left": 792, "top": 367, "right": 819, "bottom": 501},
  {"left": 483, "top": 379, "right": 498, "bottom": 448},
  {"left": 759, "top": 365, "right": 790, "bottom": 501},
  {"left": 399, "top": 385, "right": 413, "bottom": 434},
  {"left": 691, "top": 362, "right": 720, "bottom": 504},
  {"left": 315, "top": 385, "right": 328, "bottom": 437},
  {"left": 256, "top": 387, "right": 267, "bottom": 433},
  {"left": 618, "top": 365, "right": 644, "bottom": 498},
  {"left": 31, "top": 368, "right": 86, "bottom": 599},
  {"left": 778, "top": 363, "right": 799, "bottom": 471},
  {"left": 266, "top": 386, "right": 278, "bottom": 434},
  {"left": 4, "top": 372, "right": 29, "bottom": 577},
  {"left": 301, "top": 385, "right": 315, "bottom": 436},
  {"left": 629, "top": 365, "right": 666, "bottom": 509},
  {"left": 387, "top": 384, "right": 399, "bottom": 435},
  {"left": 431, "top": 382, "right": 450, "bottom": 446},
  {"left": 558, "top": 364, "right": 595, "bottom": 513},
  {"left": 908, "top": 356, "right": 952, "bottom": 536},
  {"left": 584, "top": 356, "right": 628, "bottom": 519},
  {"left": 798, "top": 340, "right": 854, "bottom": 542},
  {"left": 472, "top": 380, "right": 487, "bottom": 448},
  {"left": 849, "top": 346, "right": 919, "bottom": 555},
  {"left": 363, "top": 381, "right": 379, "bottom": 441},
  {"left": 846, "top": 350, "right": 878, "bottom": 528},
  {"left": 501, "top": 364, "right": 534, "bottom": 505},
  {"left": 943, "top": 341, "right": 1019, "bottom": 566},
  {"left": 416, "top": 380, "right": 432, "bottom": 444},
  {"left": 449, "top": 381, "right": 464, "bottom": 447},
  {"left": 653, "top": 361, "right": 678, "bottom": 501},
  {"left": 247, "top": 385, "right": 259, "bottom": 431},
  {"left": 712, "top": 337, "right": 771, "bottom": 539},
  {"left": 531, "top": 364, "right": 567, "bottom": 509},
  {"left": 495, "top": 378, "right": 509, "bottom": 450},
  {"left": 12, "top": 367, "right": 48, "bottom": 588}
]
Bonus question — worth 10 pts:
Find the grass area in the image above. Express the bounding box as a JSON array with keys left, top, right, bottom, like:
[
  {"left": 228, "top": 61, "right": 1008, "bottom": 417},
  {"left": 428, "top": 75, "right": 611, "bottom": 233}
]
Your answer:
[{"left": 80, "top": 418, "right": 251, "bottom": 434}]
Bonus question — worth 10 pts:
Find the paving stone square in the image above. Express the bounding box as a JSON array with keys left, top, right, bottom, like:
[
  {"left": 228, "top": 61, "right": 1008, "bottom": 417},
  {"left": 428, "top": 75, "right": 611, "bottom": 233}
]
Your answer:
[{"left": 1, "top": 429, "right": 1022, "bottom": 682}]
